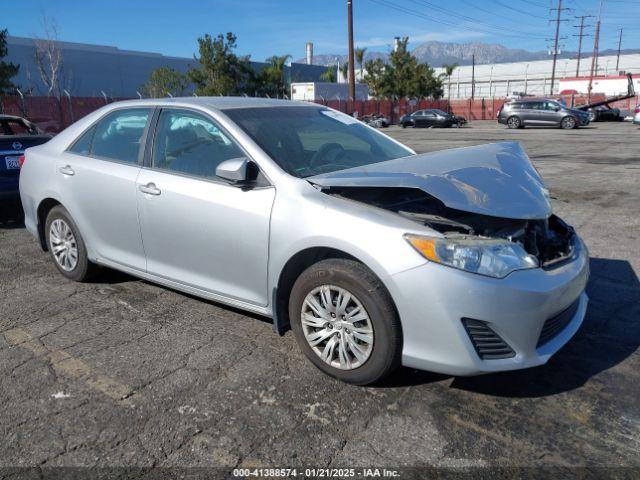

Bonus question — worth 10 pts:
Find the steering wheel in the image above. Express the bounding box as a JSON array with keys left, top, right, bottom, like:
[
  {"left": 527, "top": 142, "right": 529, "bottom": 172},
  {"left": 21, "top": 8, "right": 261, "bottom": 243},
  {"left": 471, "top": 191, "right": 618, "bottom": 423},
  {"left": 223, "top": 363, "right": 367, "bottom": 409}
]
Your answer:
[{"left": 309, "top": 143, "right": 346, "bottom": 168}]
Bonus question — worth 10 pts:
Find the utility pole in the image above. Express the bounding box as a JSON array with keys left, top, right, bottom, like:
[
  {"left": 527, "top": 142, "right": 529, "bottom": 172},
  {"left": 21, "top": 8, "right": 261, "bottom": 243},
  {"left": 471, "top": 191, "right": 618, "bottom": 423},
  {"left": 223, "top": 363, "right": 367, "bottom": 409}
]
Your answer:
[
  {"left": 588, "top": 0, "right": 604, "bottom": 102},
  {"left": 471, "top": 54, "right": 475, "bottom": 99},
  {"left": 549, "top": 0, "right": 570, "bottom": 96},
  {"left": 573, "top": 15, "right": 593, "bottom": 77},
  {"left": 615, "top": 27, "right": 623, "bottom": 72},
  {"left": 347, "top": 0, "right": 356, "bottom": 103}
]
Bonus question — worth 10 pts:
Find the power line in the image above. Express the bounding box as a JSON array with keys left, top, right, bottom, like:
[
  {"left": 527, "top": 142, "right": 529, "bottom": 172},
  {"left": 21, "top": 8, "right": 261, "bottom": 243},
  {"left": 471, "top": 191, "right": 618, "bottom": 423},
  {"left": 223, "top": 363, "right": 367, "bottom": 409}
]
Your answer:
[
  {"left": 407, "top": 0, "right": 548, "bottom": 38},
  {"left": 492, "top": 0, "right": 550, "bottom": 20},
  {"left": 366, "top": 0, "right": 549, "bottom": 39}
]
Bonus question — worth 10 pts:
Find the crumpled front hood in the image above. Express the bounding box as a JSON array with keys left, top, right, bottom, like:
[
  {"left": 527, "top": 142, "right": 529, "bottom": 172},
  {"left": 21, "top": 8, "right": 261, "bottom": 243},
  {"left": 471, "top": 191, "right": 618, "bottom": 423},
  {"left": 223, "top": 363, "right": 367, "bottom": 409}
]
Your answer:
[{"left": 308, "top": 141, "right": 552, "bottom": 220}]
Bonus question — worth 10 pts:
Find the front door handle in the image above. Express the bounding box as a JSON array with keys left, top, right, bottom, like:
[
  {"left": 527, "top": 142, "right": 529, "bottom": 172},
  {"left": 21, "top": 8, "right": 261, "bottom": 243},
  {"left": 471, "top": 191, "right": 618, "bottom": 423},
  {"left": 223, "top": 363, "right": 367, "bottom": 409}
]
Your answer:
[
  {"left": 139, "top": 183, "right": 161, "bottom": 196},
  {"left": 58, "top": 165, "right": 75, "bottom": 176}
]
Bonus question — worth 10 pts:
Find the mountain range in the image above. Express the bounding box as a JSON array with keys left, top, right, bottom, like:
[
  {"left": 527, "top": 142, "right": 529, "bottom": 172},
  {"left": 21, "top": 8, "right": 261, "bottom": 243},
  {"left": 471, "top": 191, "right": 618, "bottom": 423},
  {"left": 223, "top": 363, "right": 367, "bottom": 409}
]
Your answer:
[{"left": 297, "top": 40, "right": 640, "bottom": 68}]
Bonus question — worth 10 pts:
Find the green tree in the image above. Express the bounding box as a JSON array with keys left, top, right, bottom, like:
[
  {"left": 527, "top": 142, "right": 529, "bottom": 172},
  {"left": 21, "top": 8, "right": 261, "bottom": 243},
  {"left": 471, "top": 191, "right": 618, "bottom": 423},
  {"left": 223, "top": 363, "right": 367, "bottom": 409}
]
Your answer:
[
  {"left": 362, "top": 58, "right": 387, "bottom": 97},
  {"left": 319, "top": 67, "right": 336, "bottom": 83},
  {"left": 254, "top": 54, "right": 291, "bottom": 98},
  {"left": 0, "top": 29, "right": 19, "bottom": 94},
  {"left": 140, "top": 67, "right": 189, "bottom": 98},
  {"left": 355, "top": 47, "right": 367, "bottom": 81},
  {"left": 188, "top": 32, "right": 252, "bottom": 96},
  {"left": 339, "top": 60, "right": 349, "bottom": 83},
  {"left": 440, "top": 63, "right": 458, "bottom": 109},
  {"left": 363, "top": 37, "right": 443, "bottom": 100}
]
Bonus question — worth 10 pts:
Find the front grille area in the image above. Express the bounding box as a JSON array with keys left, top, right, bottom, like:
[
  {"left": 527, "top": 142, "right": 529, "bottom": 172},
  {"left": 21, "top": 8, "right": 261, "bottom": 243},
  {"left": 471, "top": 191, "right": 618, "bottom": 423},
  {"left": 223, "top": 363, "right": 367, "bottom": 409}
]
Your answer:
[
  {"left": 537, "top": 298, "right": 581, "bottom": 348},
  {"left": 462, "top": 319, "right": 515, "bottom": 360}
]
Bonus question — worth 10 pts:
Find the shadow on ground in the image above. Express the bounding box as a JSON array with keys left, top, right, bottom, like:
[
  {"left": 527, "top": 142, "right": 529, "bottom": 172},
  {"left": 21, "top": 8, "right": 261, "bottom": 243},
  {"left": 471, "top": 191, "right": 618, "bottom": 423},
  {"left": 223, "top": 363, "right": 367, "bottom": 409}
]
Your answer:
[
  {"left": 449, "top": 257, "right": 639, "bottom": 397},
  {"left": 0, "top": 201, "right": 24, "bottom": 229}
]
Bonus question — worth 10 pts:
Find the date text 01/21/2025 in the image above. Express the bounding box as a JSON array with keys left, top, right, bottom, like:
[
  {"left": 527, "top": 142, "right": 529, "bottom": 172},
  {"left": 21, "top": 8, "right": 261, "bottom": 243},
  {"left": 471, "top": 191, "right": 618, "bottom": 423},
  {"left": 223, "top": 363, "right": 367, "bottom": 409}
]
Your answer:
[{"left": 232, "top": 468, "right": 400, "bottom": 477}]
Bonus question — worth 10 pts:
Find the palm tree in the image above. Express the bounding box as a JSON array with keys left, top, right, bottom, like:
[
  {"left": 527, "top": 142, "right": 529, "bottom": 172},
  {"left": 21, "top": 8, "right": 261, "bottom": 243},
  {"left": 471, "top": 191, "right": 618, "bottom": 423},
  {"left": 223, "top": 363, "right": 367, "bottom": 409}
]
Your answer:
[
  {"left": 441, "top": 63, "right": 458, "bottom": 112},
  {"left": 320, "top": 67, "right": 336, "bottom": 83},
  {"left": 339, "top": 60, "right": 349, "bottom": 84},
  {"left": 263, "top": 54, "right": 291, "bottom": 98},
  {"left": 355, "top": 47, "right": 367, "bottom": 81}
]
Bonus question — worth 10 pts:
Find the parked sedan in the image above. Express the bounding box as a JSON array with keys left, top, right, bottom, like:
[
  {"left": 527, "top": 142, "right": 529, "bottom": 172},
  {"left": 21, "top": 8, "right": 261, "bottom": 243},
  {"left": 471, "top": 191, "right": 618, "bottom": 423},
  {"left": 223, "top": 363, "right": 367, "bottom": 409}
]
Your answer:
[
  {"left": 400, "top": 109, "right": 460, "bottom": 128},
  {"left": 19, "top": 98, "right": 589, "bottom": 385},
  {"left": 1, "top": 115, "right": 51, "bottom": 200}
]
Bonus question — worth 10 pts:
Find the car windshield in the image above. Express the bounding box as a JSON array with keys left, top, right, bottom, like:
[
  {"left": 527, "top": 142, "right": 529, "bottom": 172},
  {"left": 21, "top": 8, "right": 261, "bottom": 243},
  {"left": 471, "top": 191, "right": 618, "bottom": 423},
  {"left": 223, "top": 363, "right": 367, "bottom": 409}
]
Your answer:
[
  {"left": 224, "top": 106, "right": 412, "bottom": 178},
  {"left": 432, "top": 109, "right": 449, "bottom": 116}
]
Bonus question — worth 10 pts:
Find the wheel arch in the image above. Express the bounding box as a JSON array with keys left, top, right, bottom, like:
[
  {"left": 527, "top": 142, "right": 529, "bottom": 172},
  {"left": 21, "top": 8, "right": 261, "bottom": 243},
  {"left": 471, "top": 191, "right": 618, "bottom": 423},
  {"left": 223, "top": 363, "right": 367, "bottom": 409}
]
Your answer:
[
  {"left": 272, "top": 246, "right": 399, "bottom": 336},
  {"left": 36, "top": 197, "right": 63, "bottom": 251}
]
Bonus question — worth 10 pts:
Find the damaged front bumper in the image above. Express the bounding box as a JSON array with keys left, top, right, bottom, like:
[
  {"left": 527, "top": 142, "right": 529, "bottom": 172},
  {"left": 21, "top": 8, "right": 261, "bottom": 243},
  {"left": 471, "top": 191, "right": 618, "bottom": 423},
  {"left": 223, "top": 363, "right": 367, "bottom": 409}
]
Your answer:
[{"left": 387, "top": 235, "right": 590, "bottom": 376}]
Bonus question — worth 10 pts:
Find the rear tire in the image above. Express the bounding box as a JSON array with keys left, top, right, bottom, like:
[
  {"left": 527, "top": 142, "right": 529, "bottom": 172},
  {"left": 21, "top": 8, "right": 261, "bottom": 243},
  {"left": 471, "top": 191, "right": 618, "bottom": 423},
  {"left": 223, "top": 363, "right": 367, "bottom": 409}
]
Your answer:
[
  {"left": 561, "top": 116, "right": 576, "bottom": 130},
  {"left": 45, "top": 206, "right": 97, "bottom": 282},
  {"left": 289, "top": 259, "right": 401, "bottom": 385},
  {"left": 507, "top": 116, "right": 522, "bottom": 129}
]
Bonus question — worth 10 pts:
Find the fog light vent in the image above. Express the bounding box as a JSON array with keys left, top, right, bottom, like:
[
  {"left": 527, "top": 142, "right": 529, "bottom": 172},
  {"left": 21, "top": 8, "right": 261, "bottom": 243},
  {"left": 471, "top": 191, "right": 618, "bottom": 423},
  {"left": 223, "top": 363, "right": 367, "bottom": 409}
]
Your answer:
[
  {"left": 462, "top": 319, "right": 515, "bottom": 360},
  {"left": 537, "top": 298, "right": 580, "bottom": 348}
]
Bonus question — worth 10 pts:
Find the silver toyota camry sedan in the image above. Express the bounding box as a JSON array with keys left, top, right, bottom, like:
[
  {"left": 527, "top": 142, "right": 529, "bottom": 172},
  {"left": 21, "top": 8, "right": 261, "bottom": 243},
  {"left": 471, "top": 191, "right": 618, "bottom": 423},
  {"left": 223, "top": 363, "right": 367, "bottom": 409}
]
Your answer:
[{"left": 19, "top": 98, "right": 589, "bottom": 385}]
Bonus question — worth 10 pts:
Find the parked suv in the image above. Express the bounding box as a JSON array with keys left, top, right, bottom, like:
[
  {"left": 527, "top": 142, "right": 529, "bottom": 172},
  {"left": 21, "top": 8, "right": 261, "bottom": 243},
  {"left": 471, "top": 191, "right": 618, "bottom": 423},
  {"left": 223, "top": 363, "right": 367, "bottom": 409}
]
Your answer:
[{"left": 498, "top": 99, "right": 590, "bottom": 129}]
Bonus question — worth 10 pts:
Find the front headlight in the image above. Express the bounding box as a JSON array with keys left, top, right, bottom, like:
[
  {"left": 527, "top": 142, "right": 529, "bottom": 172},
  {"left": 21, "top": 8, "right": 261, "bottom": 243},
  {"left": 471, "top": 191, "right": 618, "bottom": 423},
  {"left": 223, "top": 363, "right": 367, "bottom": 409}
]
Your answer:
[{"left": 405, "top": 234, "right": 538, "bottom": 278}]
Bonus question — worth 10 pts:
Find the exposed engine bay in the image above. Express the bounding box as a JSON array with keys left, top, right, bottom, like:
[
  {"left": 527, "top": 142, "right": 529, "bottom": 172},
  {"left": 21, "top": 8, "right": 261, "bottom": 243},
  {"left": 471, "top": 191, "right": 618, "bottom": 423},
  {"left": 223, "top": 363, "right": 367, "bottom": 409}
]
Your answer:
[{"left": 326, "top": 187, "right": 576, "bottom": 268}]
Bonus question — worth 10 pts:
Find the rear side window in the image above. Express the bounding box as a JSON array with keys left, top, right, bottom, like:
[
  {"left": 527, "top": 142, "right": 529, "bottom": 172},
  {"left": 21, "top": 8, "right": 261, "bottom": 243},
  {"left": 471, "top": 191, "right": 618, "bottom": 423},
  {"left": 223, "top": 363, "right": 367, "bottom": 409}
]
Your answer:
[
  {"left": 90, "top": 109, "right": 150, "bottom": 164},
  {"left": 69, "top": 125, "right": 96, "bottom": 155}
]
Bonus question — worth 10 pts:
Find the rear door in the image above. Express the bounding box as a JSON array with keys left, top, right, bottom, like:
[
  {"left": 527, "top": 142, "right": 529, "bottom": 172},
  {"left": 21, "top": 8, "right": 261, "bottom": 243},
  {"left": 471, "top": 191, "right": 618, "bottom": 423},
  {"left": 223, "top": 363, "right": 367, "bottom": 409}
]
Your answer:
[
  {"left": 521, "top": 102, "right": 544, "bottom": 125},
  {"left": 58, "top": 107, "right": 151, "bottom": 271}
]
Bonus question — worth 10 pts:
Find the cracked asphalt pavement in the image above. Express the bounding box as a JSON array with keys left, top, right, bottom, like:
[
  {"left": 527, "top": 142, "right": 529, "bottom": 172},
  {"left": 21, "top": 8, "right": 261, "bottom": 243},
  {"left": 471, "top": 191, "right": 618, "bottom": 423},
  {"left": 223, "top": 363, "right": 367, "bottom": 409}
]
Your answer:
[{"left": 0, "top": 121, "right": 638, "bottom": 474}]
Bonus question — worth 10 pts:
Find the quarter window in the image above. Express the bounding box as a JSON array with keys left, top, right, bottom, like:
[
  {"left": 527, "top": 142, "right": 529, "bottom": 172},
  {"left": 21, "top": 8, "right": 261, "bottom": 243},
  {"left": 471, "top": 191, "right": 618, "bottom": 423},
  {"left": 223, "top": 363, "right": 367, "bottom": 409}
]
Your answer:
[
  {"left": 69, "top": 125, "right": 96, "bottom": 156},
  {"left": 152, "top": 109, "right": 244, "bottom": 179},
  {"left": 90, "top": 109, "right": 150, "bottom": 164}
]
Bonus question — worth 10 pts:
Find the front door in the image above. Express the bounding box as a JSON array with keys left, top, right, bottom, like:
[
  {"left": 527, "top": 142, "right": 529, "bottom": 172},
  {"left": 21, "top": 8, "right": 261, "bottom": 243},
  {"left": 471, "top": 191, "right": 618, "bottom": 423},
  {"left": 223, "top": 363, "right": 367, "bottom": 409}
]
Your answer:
[
  {"left": 58, "top": 107, "right": 151, "bottom": 271},
  {"left": 136, "top": 108, "right": 275, "bottom": 306}
]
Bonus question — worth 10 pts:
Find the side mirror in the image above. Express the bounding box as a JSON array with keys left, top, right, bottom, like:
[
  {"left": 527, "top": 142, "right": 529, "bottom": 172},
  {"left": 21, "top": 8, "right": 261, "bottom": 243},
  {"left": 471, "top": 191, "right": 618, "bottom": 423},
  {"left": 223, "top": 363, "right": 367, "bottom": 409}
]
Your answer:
[{"left": 216, "top": 157, "right": 250, "bottom": 183}]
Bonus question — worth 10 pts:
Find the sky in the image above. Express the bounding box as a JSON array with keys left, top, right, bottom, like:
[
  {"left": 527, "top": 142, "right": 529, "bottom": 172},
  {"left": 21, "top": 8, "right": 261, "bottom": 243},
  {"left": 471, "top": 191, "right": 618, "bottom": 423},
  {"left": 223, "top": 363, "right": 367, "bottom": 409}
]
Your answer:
[{"left": 3, "top": 0, "right": 640, "bottom": 61}]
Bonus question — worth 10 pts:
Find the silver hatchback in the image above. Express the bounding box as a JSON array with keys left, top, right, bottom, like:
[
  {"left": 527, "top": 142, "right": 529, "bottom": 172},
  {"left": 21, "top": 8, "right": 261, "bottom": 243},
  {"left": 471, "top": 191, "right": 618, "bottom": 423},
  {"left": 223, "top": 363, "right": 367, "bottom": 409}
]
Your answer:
[{"left": 19, "top": 98, "right": 589, "bottom": 385}]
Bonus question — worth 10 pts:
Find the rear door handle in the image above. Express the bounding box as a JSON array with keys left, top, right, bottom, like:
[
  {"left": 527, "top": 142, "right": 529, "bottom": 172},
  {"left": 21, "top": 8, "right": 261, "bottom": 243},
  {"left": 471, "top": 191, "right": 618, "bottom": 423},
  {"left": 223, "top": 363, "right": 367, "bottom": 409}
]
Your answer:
[
  {"left": 139, "top": 183, "right": 161, "bottom": 196},
  {"left": 58, "top": 165, "right": 75, "bottom": 176}
]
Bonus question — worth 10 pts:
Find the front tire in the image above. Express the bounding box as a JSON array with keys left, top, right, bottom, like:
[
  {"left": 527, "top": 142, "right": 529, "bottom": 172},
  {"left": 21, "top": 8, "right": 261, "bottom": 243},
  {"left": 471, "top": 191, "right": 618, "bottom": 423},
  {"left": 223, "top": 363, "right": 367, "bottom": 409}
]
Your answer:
[
  {"left": 561, "top": 116, "right": 576, "bottom": 129},
  {"left": 289, "top": 259, "right": 401, "bottom": 385},
  {"left": 507, "top": 116, "right": 522, "bottom": 129},
  {"left": 45, "top": 206, "right": 97, "bottom": 282}
]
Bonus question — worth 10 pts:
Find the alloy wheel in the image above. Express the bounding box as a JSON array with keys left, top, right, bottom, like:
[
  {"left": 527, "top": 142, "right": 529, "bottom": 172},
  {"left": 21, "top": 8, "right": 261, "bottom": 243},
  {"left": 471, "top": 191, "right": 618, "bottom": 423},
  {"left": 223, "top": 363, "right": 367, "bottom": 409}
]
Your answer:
[
  {"left": 301, "top": 285, "right": 374, "bottom": 370},
  {"left": 49, "top": 219, "right": 78, "bottom": 271}
]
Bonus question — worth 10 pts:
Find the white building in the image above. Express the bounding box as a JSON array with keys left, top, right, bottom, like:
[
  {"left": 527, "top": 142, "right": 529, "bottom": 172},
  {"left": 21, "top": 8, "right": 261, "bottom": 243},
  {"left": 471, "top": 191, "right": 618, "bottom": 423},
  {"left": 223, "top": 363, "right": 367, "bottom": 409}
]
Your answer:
[
  {"left": 291, "top": 82, "right": 369, "bottom": 101},
  {"left": 433, "top": 53, "right": 640, "bottom": 99}
]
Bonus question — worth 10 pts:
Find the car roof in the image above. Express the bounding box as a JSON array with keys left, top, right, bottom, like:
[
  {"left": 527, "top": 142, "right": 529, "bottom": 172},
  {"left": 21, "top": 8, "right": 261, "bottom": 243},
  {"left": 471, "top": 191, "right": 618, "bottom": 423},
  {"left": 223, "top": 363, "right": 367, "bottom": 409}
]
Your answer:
[
  {"left": 508, "top": 99, "right": 557, "bottom": 104},
  {"left": 99, "top": 97, "right": 320, "bottom": 111}
]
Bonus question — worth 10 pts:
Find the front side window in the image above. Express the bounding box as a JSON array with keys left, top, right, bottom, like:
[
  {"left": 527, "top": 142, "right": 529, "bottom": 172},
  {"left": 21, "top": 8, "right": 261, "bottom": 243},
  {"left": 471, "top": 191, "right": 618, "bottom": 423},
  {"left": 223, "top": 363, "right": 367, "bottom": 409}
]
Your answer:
[
  {"left": 152, "top": 109, "right": 244, "bottom": 179},
  {"left": 91, "top": 108, "right": 150, "bottom": 164},
  {"left": 224, "top": 106, "right": 412, "bottom": 178}
]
